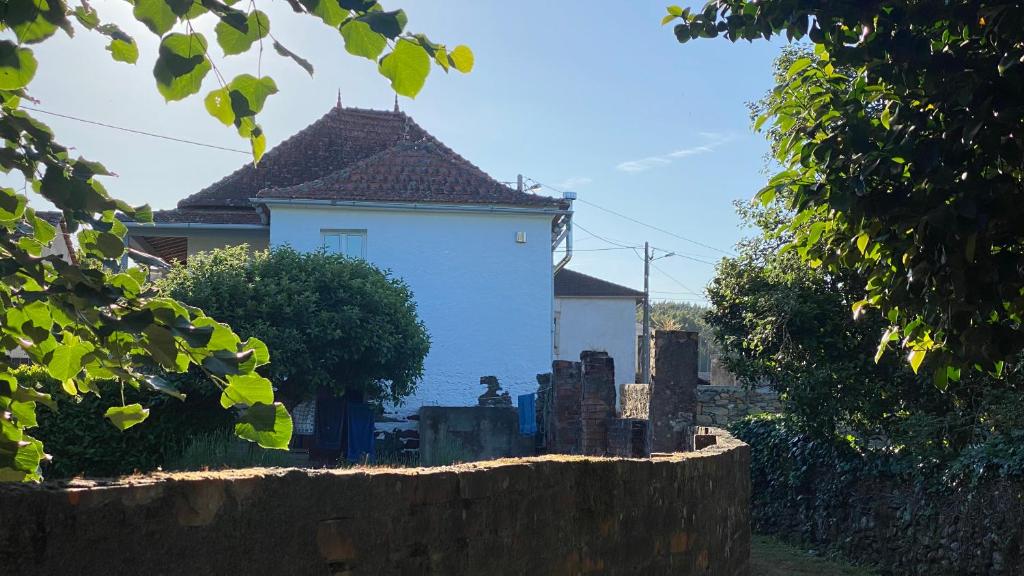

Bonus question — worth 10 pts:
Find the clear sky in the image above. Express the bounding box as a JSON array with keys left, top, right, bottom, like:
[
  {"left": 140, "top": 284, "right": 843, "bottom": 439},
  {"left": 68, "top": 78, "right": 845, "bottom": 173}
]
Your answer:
[{"left": 11, "top": 1, "right": 785, "bottom": 303}]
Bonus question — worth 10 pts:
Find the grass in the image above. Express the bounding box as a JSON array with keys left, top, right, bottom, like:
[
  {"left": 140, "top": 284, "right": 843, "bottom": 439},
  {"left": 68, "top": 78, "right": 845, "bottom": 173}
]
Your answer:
[
  {"left": 751, "top": 535, "right": 878, "bottom": 576},
  {"left": 166, "top": 429, "right": 304, "bottom": 471}
]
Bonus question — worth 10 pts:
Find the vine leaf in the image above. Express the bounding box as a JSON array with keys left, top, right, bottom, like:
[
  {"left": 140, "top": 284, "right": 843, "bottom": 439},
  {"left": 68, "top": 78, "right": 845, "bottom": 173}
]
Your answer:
[
  {"left": 235, "top": 402, "right": 293, "bottom": 448},
  {"left": 215, "top": 10, "right": 270, "bottom": 56},
  {"left": 272, "top": 40, "right": 314, "bottom": 76},
  {"left": 378, "top": 38, "right": 430, "bottom": 98},
  {"left": 0, "top": 42, "right": 38, "bottom": 90},
  {"left": 153, "top": 33, "right": 212, "bottom": 101},
  {"left": 105, "top": 404, "right": 150, "bottom": 430}
]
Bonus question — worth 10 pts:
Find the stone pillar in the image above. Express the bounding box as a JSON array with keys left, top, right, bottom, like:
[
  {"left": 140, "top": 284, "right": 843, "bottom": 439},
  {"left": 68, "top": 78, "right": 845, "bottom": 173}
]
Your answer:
[
  {"left": 580, "top": 351, "right": 615, "bottom": 456},
  {"left": 550, "top": 360, "right": 582, "bottom": 453},
  {"left": 648, "top": 330, "right": 700, "bottom": 453}
]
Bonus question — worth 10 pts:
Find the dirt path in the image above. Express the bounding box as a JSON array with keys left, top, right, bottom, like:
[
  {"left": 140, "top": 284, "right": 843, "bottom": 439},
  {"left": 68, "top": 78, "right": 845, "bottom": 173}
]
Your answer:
[{"left": 751, "top": 536, "right": 878, "bottom": 576}]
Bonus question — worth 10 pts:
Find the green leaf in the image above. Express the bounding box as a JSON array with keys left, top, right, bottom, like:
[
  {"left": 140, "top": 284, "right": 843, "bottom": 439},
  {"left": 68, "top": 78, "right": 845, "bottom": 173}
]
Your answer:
[
  {"left": 880, "top": 105, "right": 891, "bottom": 130},
  {"left": 300, "top": 0, "right": 347, "bottom": 27},
  {"left": 5, "top": 0, "right": 61, "bottom": 44},
  {"left": 340, "top": 19, "right": 386, "bottom": 60},
  {"left": 907, "top": 348, "right": 926, "bottom": 374},
  {"left": 105, "top": 404, "right": 150, "bottom": 430},
  {"left": 378, "top": 38, "right": 431, "bottom": 99},
  {"left": 215, "top": 10, "right": 270, "bottom": 56},
  {"left": 933, "top": 366, "right": 948, "bottom": 391},
  {"left": 192, "top": 317, "right": 240, "bottom": 351},
  {"left": 74, "top": 5, "right": 100, "bottom": 29},
  {"left": 143, "top": 325, "right": 185, "bottom": 371},
  {"left": 0, "top": 42, "right": 38, "bottom": 91},
  {"left": 235, "top": 402, "right": 292, "bottom": 449},
  {"left": 47, "top": 344, "right": 89, "bottom": 381},
  {"left": 242, "top": 337, "right": 270, "bottom": 366},
  {"left": 250, "top": 127, "right": 266, "bottom": 163},
  {"left": 205, "top": 87, "right": 234, "bottom": 126},
  {"left": 357, "top": 9, "right": 407, "bottom": 39},
  {"left": 143, "top": 375, "right": 185, "bottom": 400},
  {"left": 227, "top": 74, "right": 278, "bottom": 116},
  {"left": 133, "top": 0, "right": 177, "bottom": 36},
  {"left": 153, "top": 33, "right": 212, "bottom": 102},
  {"left": 786, "top": 57, "right": 812, "bottom": 77},
  {"left": 272, "top": 41, "right": 314, "bottom": 76},
  {"left": 448, "top": 45, "right": 474, "bottom": 73},
  {"left": 220, "top": 373, "right": 274, "bottom": 408},
  {"left": 107, "top": 38, "right": 139, "bottom": 64},
  {"left": 856, "top": 232, "right": 869, "bottom": 254}
]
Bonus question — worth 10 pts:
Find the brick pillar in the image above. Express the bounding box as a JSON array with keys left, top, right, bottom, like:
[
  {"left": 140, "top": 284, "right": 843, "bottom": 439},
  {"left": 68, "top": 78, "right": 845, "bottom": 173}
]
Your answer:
[
  {"left": 580, "top": 351, "right": 615, "bottom": 456},
  {"left": 550, "top": 360, "right": 582, "bottom": 453},
  {"left": 648, "top": 330, "right": 700, "bottom": 453}
]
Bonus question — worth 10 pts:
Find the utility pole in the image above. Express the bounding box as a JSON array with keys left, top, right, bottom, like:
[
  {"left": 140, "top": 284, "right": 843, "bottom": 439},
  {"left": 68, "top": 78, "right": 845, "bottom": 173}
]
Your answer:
[{"left": 641, "top": 241, "right": 651, "bottom": 384}]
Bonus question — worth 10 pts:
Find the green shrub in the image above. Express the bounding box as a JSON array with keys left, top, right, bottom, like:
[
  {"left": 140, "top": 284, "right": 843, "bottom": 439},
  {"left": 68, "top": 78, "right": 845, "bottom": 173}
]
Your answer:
[
  {"left": 21, "top": 366, "right": 232, "bottom": 478},
  {"left": 158, "top": 245, "right": 430, "bottom": 406}
]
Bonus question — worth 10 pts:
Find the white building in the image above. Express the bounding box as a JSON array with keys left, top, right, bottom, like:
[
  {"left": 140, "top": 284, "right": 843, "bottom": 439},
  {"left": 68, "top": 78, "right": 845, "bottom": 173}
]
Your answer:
[
  {"left": 124, "top": 104, "right": 571, "bottom": 413},
  {"left": 554, "top": 269, "right": 643, "bottom": 395}
]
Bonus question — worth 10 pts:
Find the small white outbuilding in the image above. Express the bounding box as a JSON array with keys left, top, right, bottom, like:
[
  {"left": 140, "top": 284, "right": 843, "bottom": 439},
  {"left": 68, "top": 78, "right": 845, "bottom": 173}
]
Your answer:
[{"left": 554, "top": 269, "right": 644, "bottom": 391}]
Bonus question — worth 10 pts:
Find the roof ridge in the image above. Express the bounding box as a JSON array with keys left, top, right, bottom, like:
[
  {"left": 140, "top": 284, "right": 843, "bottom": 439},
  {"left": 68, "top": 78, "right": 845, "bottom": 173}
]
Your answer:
[
  {"left": 258, "top": 136, "right": 526, "bottom": 199},
  {"left": 179, "top": 105, "right": 418, "bottom": 209}
]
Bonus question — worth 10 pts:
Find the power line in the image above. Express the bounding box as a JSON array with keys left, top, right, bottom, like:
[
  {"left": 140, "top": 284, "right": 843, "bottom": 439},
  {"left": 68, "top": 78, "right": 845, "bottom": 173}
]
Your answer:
[
  {"left": 650, "top": 246, "right": 717, "bottom": 266},
  {"left": 525, "top": 177, "right": 733, "bottom": 256},
  {"left": 577, "top": 197, "right": 734, "bottom": 256},
  {"left": 651, "top": 261, "right": 699, "bottom": 295},
  {"left": 21, "top": 106, "right": 252, "bottom": 155},
  {"left": 555, "top": 246, "right": 638, "bottom": 253},
  {"left": 573, "top": 222, "right": 640, "bottom": 250}
]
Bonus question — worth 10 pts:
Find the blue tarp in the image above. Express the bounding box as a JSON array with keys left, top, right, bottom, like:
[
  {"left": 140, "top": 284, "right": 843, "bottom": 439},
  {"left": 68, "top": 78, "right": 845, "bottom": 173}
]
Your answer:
[
  {"left": 518, "top": 393, "right": 537, "bottom": 435},
  {"left": 346, "top": 401, "right": 375, "bottom": 463}
]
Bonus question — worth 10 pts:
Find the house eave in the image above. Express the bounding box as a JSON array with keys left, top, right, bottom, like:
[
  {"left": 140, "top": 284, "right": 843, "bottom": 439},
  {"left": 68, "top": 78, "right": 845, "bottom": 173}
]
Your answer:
[
  {"left": 252, "top": 197, "right": 570, "bottom": 216},
  {"left": 123, "top": 222, "right": 269, "bottom": 231}
]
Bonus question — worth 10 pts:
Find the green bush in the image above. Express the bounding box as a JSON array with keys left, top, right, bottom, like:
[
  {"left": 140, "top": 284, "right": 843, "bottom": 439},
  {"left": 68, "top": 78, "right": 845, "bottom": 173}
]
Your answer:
[
  {"left": 21, "top": 366, "right": 232, "bottom": 478},
  {"left": 158, "top": 245, "right": 430, "bottom": 406}
]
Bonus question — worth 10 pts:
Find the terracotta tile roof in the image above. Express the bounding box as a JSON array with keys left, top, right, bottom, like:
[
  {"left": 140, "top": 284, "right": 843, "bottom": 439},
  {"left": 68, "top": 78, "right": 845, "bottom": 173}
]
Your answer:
[
  {"left": 555, "top": 269, "right": 644, "bottom": 299},
  {"left": 258, "top": 137, "right": 565, "bottom": 208},
  {"left": 144, "top": 209, "right": 264, "bottom": 225},
  {"left": 179, "top": 105, "right": 564, "bottom": 210},
  {"left": 178, "top": 106, "right": 429, "bottom": 209}
]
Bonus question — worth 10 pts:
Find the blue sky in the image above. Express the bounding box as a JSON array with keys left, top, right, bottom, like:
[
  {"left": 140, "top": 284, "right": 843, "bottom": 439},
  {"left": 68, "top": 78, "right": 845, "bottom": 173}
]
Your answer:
[{"left": 11, "top": 1, "right": 785, "bottom": 303}]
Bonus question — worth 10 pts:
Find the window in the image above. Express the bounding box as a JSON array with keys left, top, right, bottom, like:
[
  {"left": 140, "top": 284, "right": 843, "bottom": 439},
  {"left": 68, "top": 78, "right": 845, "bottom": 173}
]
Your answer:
[{"left": 321, "top": 230, "right": 366, "bottom": 259}]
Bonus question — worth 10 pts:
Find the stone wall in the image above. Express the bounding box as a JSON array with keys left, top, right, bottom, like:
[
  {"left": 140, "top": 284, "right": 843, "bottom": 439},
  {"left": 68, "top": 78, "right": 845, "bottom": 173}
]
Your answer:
[
  {"left": 695, "top": 386, "right": 781, "bottom": 427},
  {"left": 418, "top": 407, "right": 532, "bottom": 466},
  {"left": 620, "top": 383, "right": 650, "bottom": 420},
  {"left": 0, "top": 434, "right": 752, "bottom": 576},
  {"left": 649, "top": 331, "right": 700, "bottom": 453}
]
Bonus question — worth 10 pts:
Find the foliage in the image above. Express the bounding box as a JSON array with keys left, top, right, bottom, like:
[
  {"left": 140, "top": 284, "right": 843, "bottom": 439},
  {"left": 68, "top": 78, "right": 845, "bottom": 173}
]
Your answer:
[
  {"left": 0, "top": 0, "right": 467, "bottom": 481},
  {"left": 165, "top": 428, "right": 300, "bottom": 472},
  {"left": 733, "top": 413, "right": 1024, "bottom": 573},
  {"left": 664, "top": 2, "right": 1024, "bottom": 384},
  {"left": 158, "top": 245, "right": 430, "bottom": 406},
  {"left": 17, "top": 365, "right": 231, "bottom": 478}
]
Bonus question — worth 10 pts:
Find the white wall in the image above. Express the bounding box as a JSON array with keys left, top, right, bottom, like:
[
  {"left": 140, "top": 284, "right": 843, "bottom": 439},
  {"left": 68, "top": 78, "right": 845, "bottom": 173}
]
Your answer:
[
  {"left": 269, "top": 205, "right": 555, "bottom": 414},
  {"left": 555, "top": 297, "right": 639, "bottom": 392}
]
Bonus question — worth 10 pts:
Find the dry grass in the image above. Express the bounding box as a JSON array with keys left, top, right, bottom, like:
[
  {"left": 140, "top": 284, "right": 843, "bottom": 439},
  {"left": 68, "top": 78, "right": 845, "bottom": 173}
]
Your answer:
[{"left": 751, "top": 535, "right": 878, "bottom": 576}]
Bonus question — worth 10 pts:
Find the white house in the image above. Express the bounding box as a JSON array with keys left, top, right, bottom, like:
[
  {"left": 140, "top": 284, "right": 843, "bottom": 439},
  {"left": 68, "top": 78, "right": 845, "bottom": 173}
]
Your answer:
[
  {"left": 124, "top": 103, "right": 572, "bottom": 414},
  {"left": 554, "top": 269, "right": 643, "bottom": 395}
]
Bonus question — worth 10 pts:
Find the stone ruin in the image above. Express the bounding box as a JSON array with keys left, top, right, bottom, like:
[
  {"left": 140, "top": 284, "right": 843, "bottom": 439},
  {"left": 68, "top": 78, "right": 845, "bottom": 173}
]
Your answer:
[
  {"left": 537, "top": 330, "right": 722, "bottom": 457},
  {"left": 477, "top": 375, "right": 512, "bottom": 407}
]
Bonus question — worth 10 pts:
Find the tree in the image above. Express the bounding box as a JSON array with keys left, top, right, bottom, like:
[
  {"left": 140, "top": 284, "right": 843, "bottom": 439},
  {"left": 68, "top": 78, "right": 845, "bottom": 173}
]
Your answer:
[
  {"left": 158, "top": 246, "right": 430, "bottom": 405},
  {"left": 1, "top": 0, "right": 470, "bottom": 481},
  {"left": 663, "top": 2, "right": 1024, "bottom": 386}
]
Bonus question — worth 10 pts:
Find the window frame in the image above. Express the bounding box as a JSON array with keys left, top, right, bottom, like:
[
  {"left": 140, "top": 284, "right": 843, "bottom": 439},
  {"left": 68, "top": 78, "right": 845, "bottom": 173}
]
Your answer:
[{"left": 320, "top": 229, "right": 368, "bottom": 259}]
